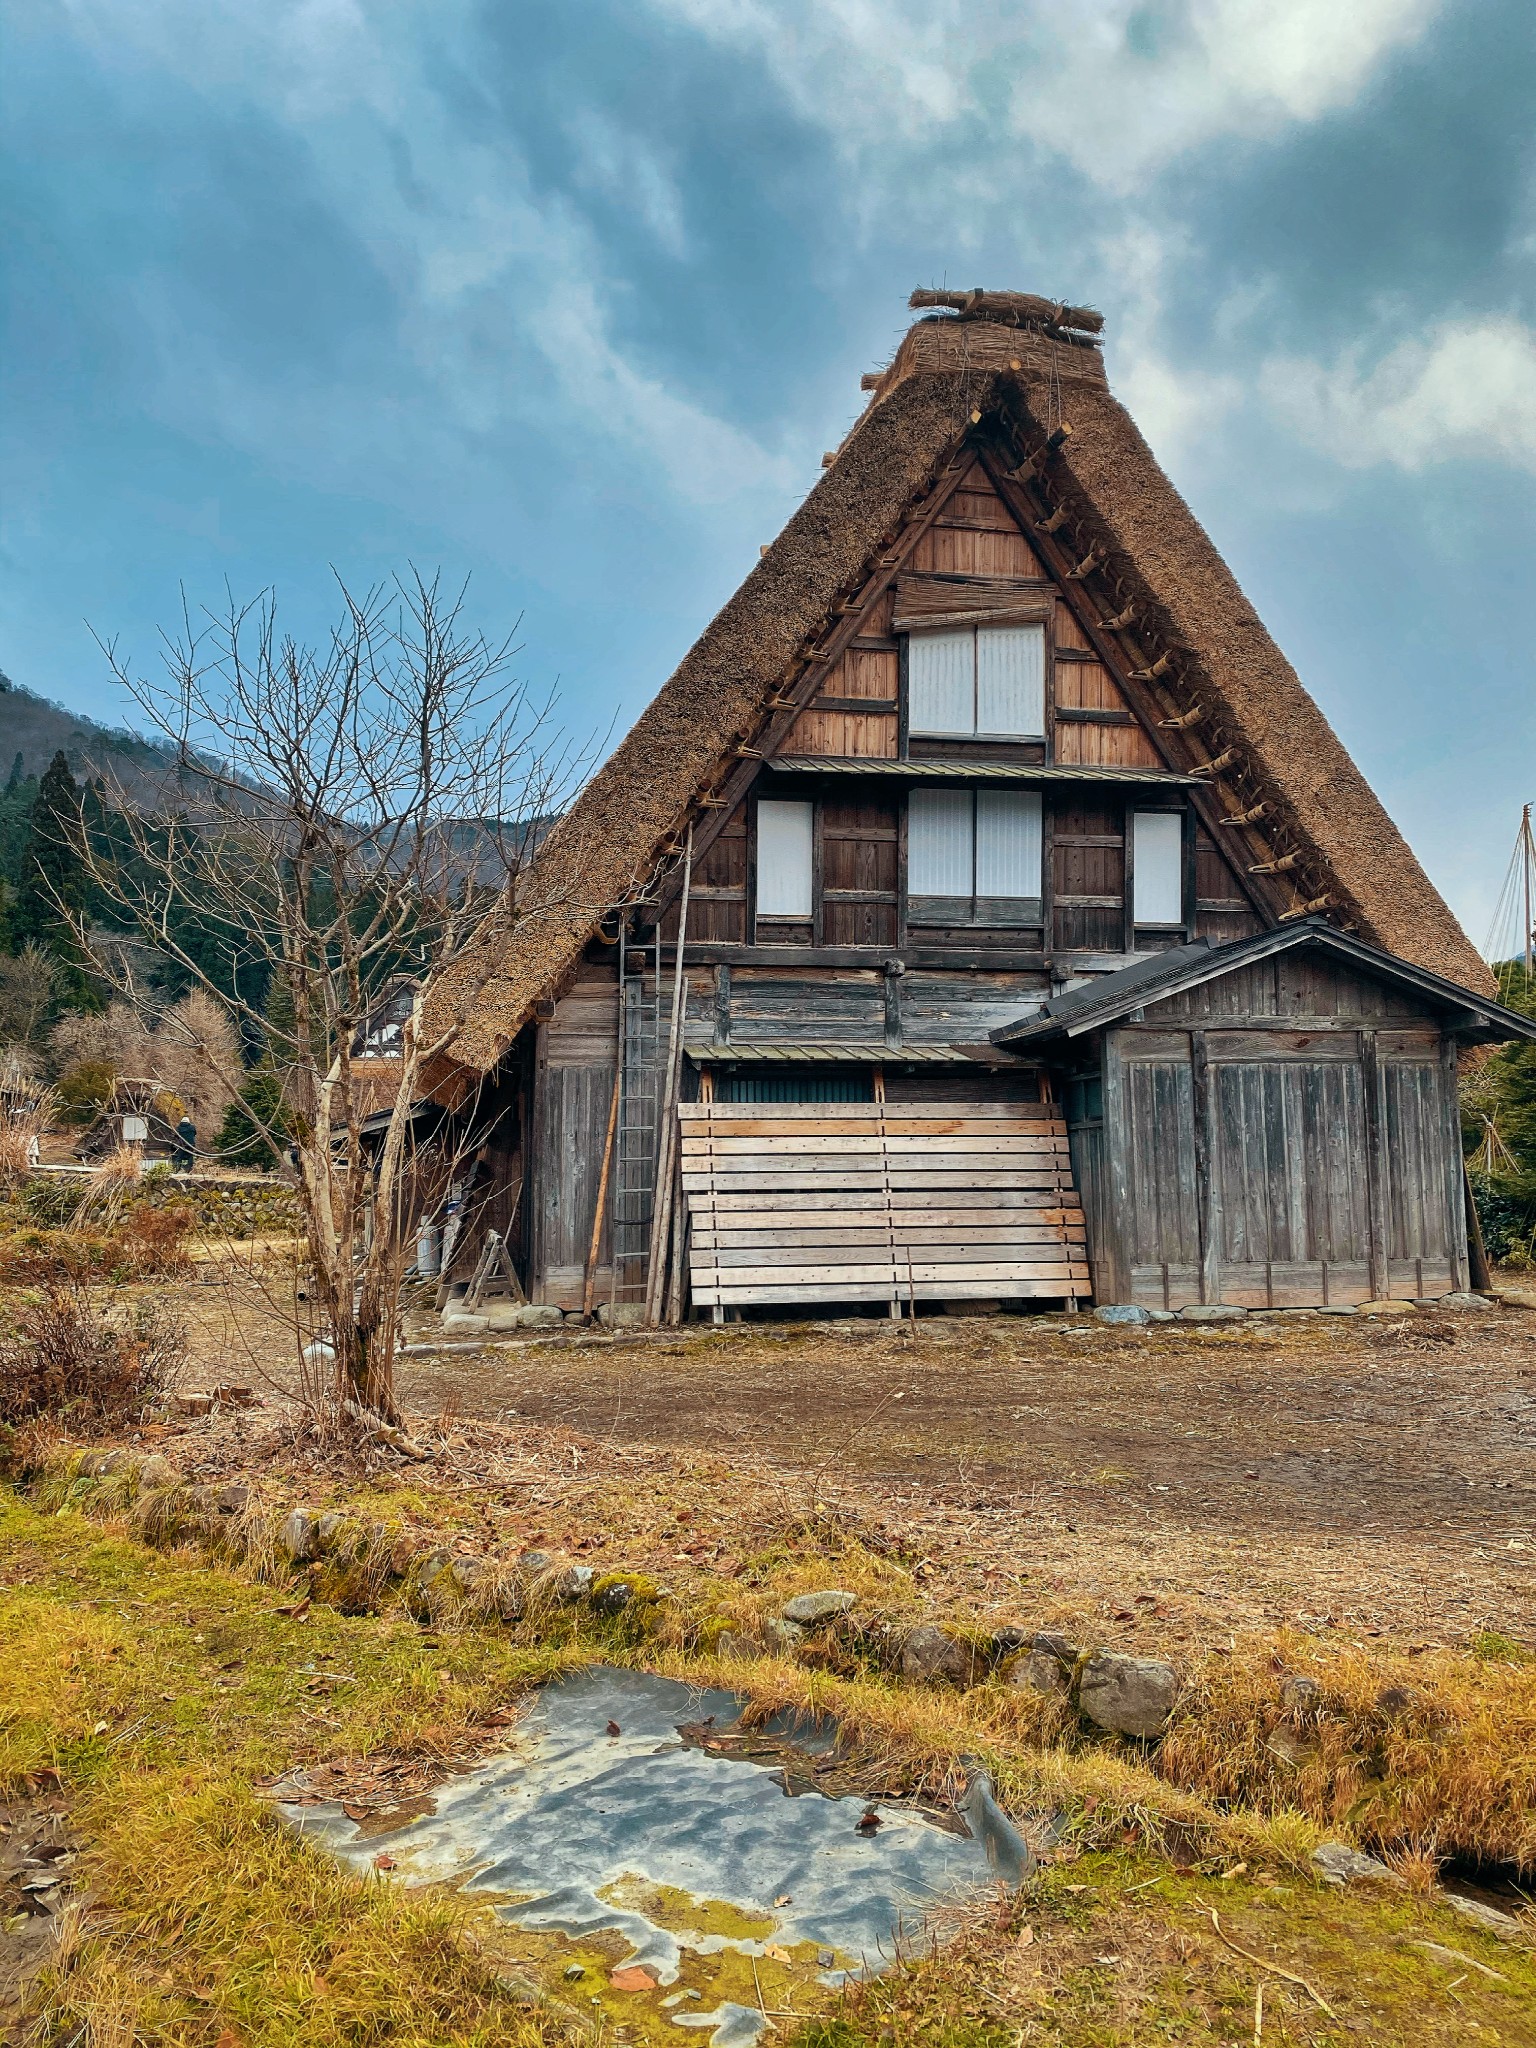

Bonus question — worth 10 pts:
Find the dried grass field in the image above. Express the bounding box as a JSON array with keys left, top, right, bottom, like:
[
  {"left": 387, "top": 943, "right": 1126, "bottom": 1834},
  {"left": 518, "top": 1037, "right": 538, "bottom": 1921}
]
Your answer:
[{"left": 3, "top": 1266, "right": 1535, "bottom": 2045}]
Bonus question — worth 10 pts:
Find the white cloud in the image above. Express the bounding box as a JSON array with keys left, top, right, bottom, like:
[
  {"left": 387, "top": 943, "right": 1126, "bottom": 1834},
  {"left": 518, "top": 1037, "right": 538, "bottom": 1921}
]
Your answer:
[
  {"left": 1264, "top": 317, "right": 1536, "bottom": 473},
  {"left": 646, "top": 0, "right": 1444, "bottom": 191},
  {"left": 47, "top": 0, "right": 793, "bottom": 508}
]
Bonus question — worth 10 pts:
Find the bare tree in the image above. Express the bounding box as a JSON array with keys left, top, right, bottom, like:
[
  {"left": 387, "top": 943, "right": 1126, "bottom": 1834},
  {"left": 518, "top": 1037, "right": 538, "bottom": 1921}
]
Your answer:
[
  {"left": 0, "top": 944, "right": 60, "bottom": 1047},
  {"left": 73, "top": 573, "right": 581, "bottom": 1421}
]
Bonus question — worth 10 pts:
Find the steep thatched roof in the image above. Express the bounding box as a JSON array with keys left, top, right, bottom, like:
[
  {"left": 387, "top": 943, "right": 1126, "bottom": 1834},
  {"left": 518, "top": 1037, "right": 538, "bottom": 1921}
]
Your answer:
[{"left": 425, "top": 299, "right": 1489, "bottom": 1085}]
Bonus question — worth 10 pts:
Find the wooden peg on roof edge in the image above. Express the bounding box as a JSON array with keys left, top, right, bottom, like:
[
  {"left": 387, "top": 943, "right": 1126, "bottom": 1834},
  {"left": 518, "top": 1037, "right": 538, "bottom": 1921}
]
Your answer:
[{"left": 1131, "top": 651, "right": 1175, "bottom": 681}]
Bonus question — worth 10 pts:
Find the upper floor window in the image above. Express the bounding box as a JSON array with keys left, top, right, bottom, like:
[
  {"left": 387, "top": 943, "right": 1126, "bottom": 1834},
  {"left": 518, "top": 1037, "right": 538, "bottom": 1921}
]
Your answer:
[
  {"left": 908, "top": 787, "right": 1043, "bottom": 923},
  {"left": 907, "top": 622, "right": 1045, "bottom": 740},
  {"left": 1131, "top": 810, "right": 1185, "bottom": 926},
  {"left": 755, "top": 798, "right": 814, "bottom": 918}
]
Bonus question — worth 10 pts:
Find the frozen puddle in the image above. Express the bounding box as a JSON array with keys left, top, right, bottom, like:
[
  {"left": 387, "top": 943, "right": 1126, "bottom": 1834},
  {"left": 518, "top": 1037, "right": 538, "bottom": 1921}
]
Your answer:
[{"left": 283, "top": 1665, "right": 996, "bottom": 2043}]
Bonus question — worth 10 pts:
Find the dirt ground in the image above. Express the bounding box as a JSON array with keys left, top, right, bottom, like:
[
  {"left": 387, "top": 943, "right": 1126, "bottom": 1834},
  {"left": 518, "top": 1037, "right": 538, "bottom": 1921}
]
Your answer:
[{"left": 164, "top": 1266, "right": 1536, "bottom": 1656}]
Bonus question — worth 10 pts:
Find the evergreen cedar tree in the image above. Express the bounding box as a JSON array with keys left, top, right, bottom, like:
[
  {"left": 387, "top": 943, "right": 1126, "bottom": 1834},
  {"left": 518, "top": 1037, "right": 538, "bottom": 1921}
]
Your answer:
[{"left": 13, "top": 751, "right": 93, "bottom": 1006}]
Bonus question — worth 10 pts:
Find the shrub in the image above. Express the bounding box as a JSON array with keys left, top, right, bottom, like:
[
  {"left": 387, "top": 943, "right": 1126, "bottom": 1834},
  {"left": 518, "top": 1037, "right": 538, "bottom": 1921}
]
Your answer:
[
  {"left": 118, "top": 1201, "right": 196, "bottom": 1277},
  {"left": 0, "top": 1227, "right": 120, "bottom": 1287},
  {"left": 0, "top": 1276, "right": 185, "bottom": 1428},
  {"left": 56, "top": 1059, "right": 115, "bottom": 1126}
]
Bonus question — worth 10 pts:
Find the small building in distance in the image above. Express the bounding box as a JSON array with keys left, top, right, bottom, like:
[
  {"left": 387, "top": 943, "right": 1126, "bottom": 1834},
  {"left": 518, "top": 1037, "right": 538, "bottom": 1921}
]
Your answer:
[
  {"left": 74, "top": 1077, "right": 182, "bottom": 1166},
  {"left": 418, "top": 289, "right": 1536, "bottom": 1319}
]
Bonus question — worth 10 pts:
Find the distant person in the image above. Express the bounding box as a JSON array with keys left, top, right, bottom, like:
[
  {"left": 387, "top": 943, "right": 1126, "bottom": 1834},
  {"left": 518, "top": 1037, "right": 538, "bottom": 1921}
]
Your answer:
[{"left": 173, "top": 1115, "right": 197, "bottom": 1172}]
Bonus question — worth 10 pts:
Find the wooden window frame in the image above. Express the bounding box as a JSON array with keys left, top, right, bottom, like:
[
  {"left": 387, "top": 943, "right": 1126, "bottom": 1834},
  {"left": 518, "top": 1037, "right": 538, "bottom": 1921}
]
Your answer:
[
  {"left": 905, "top": 785, "right": 1044, "bottom": 929},
  {"left": 1126, "top": 801, "right": 1193, "bottom": 945},
  {"left": 902, "top": 621, "right": 1048, "bottom": 747},
  {"left": 750, "top": 791, "right": 816, "bottom": 943}
]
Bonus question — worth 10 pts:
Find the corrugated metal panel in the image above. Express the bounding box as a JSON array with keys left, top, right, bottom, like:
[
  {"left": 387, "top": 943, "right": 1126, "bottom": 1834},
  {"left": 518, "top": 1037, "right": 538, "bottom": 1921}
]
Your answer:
[
  {"left": 770, "top": 758, "right": 1196, "bottom": 784},
  {"left": 684, "top": 1040, "right": 1005, "bottom": 1064}
]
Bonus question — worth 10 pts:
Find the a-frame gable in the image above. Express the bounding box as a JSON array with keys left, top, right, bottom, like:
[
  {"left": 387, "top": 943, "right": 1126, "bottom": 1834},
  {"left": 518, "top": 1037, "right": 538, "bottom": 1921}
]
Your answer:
[{"left": 680, "top": 432, "right": 1268, "bottom": 954}]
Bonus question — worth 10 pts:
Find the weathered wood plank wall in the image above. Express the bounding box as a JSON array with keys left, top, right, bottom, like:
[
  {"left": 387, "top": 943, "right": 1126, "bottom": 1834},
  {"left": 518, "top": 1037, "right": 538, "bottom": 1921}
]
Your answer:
[{"left": 1095, "top": 957, "right": 1468, "bottom": 1310}]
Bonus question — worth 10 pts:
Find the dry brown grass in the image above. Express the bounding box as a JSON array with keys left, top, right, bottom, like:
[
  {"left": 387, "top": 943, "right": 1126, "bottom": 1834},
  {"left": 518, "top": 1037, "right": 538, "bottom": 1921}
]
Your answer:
[{"left": 1155, "top": 1630, "right": 1536, "bottom": 1873}]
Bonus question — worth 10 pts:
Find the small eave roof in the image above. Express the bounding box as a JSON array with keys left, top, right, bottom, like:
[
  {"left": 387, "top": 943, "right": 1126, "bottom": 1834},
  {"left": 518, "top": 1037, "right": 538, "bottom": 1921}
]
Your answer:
[{"left": 990, "top": 919, "right": 1536, "bottom": 1049}]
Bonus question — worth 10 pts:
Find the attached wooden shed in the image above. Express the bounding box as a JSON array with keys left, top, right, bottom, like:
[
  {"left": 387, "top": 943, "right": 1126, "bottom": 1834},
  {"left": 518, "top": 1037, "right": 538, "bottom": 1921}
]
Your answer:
[{"left": 991, "top": 920, "right": 1536, "bottom": 1311}]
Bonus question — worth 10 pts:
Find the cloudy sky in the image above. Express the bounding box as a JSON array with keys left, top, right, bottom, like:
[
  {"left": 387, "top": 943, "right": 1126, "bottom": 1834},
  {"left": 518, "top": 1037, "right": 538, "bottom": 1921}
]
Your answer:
[{"left": 2, "top": 0, "right": 1533, "bottom": 945}]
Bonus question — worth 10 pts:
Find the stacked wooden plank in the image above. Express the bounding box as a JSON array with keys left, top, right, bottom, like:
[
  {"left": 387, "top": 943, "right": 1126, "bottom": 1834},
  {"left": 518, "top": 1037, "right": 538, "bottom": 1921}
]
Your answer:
[{"left": 679, "top": 1100, "right": 1089, "bottom": 1310}]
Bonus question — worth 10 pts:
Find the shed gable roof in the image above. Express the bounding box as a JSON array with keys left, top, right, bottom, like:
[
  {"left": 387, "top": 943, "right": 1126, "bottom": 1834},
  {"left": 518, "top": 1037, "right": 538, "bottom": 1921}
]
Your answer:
[
  {"left": 990, "top": 919, "right": 1536, "bottom": 1048},
  {"left": 425, "top": 295, "right": 1491, "bottom": 1086}
]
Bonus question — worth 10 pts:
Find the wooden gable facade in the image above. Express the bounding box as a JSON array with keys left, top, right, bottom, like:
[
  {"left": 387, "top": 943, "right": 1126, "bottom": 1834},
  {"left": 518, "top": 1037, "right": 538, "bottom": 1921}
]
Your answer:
[{"left": 425, "top": 292, "right": 1520, "bottom": 1323}]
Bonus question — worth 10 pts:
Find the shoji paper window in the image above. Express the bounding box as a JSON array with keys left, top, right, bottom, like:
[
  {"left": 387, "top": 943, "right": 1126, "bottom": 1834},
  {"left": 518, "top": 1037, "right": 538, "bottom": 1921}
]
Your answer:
[
  {"left": 907, "top": 788, "right": 973, "bottom": 896},
  {"left": 906, "top": 628, "right": 973, "bottom": 736},
  {"left": 909, "top": 788, "right": 1042, "bottom": 911},
  {"left": 976, "top": 789, "right": 1043, "bottom": 898},
  {"left": 755, "top": 799, "right": 814, "bottom": 918},
  {"left": 976, "top": 626, "right": 1045, "bottom": 737},
  {"left": 908, "top": 623, "right": 1045, "bottom": 739},
  {"left": 1132, "top": 810, "right": 1184, "bottom": 925}
]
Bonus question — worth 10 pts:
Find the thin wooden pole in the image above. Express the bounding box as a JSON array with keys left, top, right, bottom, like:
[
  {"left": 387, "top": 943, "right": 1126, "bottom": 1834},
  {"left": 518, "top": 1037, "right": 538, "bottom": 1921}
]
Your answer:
[
  {"left": 645, "top": 826, "right": 693, "bottom": 1323},
  {"left": 664, "top": 1137, "right": 688, "bottom": 1324},
  {"left": 583, "top": 1054, "right": 623, "bottom": 1321}
]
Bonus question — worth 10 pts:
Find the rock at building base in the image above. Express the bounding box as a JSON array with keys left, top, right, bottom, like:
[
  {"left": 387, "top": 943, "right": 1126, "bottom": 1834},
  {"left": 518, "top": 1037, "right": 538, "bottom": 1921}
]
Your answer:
[
  {"left": 1316, "top": 1304, "right": 1358, "bottom": 1316},
  {"left": 597, "top": 1302, "right": 648, "bottom": 1329},
  {"left": 485, "top": 1304, "right": 563, "bottom": 1331},
  {"left": 1146, "top": 1308, "right": 1177, "bottom": 1321},
  {"left": 439, "top": 1315, "right": 490, "bottom": 1341},
  {"left": 1180, "top": 1305, "right": 1245, "bottom": 1324},
  {"left": 1078, "top": 1650, "right": 1178, "bottom": 1737},
  {"left": 1094, "top": 1304, "right": 1150, "bottom": 1327},
  {"left": 1439, "top": 1292, "right": 1495, "bottom": 1311},
  {"left": 1356, "top": 1299, "right": 1416, "bottom": 1317}
]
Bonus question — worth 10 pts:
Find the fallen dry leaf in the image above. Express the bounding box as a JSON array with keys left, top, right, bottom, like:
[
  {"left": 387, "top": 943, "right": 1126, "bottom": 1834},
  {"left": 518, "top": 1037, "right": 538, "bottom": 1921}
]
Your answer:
[{"left": 610, "top": 1965, "right": 658, "bottom": 1992}]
